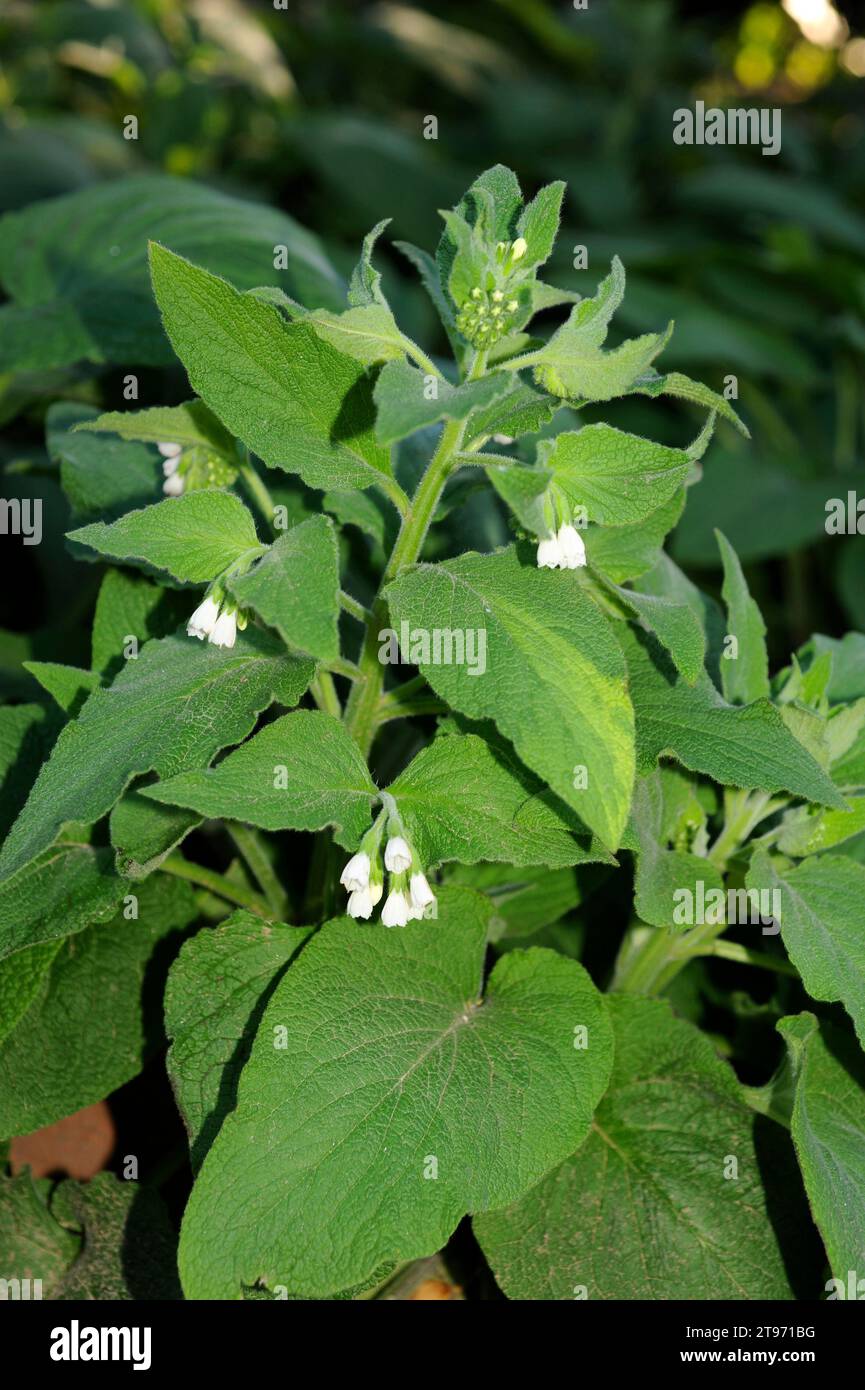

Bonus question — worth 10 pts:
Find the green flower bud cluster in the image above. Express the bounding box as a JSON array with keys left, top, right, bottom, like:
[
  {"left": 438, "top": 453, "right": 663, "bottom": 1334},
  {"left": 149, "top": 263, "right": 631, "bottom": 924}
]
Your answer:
[
  {"left": 455, "top": 285, "right": 521, "bottom": 348},
  {"left": 454, "top": 236, "right": 529, "bottom": 348},
  {"left": 182, "top": 446, "right": 239, "bottom": 492}
]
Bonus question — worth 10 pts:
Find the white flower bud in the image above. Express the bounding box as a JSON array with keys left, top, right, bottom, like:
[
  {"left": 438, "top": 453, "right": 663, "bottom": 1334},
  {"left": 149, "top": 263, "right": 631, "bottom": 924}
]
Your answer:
[
  {"left": 163, "top": 472, "right": 185, "bottom": 496},
  {"left": 511, "top": 237, "right": 528, "bottom": 261},
  {"left": 381, "top": 889, "right": 411, "bottom": 928},
  {"left": 186, "top": 594, "right": 221, "bottom": 641},
  {"left": 384, "top": 836, "right": 412, "bottom": 872},
  {"left": 340, "top": 852, "right": 371, "bottom": 893},
  {"left": 162, "top": 455, "right": 180, "bottom": 477},
  {"left": 537, "top": 534, "right": 562, "bottom": 569},
  {"left": 557, "top": 523, "right": 587, "bottom": 569},
  {"left": 157, "top": 442, "right": 182, "bottom": 458}
]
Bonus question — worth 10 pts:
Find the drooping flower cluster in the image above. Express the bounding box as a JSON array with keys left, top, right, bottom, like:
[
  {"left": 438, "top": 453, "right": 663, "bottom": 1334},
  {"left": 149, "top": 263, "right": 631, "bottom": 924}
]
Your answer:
[
  {"left": 186, "top": 580, "right": 247, "bottom": 650},
  {"left": 340, "top": 814, "right": 435, "bottom": 927},
  {"left": 537, "top": 523, "right": 587, "bottom": 570}
]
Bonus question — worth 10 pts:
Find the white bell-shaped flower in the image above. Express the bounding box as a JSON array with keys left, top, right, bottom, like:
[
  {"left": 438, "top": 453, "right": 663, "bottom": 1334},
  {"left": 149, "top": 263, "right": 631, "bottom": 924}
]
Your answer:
[
  {"left": 340, "top": 852, "right": 371, "bottom": 893},
  {"left": 384, "top": 836, "right": 412, "bottom": 873},
  {"left": 209, "top": 607, "right": 238, "bottom": 649},
  {"left": 536, "top": 533, "right": 562, "bottom": 569},
  {"left": 186, "top": 594, "right": 221, "bottom": 641},
  {"left": 557, "top": 523, "right": 587, "bottom": 569},
  {"left": 409, "top": 872, "right": 435, "bottom": 912},
  {"left": 347, "top": 884, "right": 382, "bottom": 919},
  {"left": 381, "top": 889, "right": 411, "bottom": 928},
  {"left": 163, "top": 471, "right": 185, "bottom": 496}
]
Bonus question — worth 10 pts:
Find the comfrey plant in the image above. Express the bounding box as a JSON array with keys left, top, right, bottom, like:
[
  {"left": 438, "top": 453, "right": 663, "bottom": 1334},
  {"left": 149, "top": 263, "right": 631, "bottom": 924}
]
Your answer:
[{"left": 1, "top": 166, "right": 864, "bottom": 1303}]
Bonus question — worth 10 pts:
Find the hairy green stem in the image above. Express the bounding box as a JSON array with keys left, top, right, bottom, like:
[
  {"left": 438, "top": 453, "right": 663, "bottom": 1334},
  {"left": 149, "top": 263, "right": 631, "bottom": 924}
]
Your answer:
[
  {"left": 342, "top": 353, "right": 487, "bottom": 754},
  {"left": 377, "top": 697, "right": 447, "bottom": 723},
  {"left": 702, "top": 940, "right": 798, "bottom": 977},
  {"left": 160, "top": 854, "right": 273, "bottom": 919},
  {"left": 226, "top": 822, "right": 289, "bottom": 918},
  {"left": 310, "top": 671, "right": 342, "bottom": 719},
  {"left": 326, "top": 656, "right": 362, "bottom": 682},
  {"left": 239, "top": 460, "right": 277, "bottom": 531},
  {"left": 339, "top": 590, "right": 372, "bottom": 623}
]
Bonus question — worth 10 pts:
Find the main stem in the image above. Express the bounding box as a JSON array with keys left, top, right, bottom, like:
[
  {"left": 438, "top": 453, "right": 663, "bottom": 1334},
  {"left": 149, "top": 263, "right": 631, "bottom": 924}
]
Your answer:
[{"left": 343, "top": 351, "right": 487, "bottom": 754}]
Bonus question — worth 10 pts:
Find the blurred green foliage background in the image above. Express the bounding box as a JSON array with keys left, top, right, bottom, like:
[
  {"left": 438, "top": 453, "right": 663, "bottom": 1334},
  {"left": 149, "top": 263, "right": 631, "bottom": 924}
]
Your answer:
[{"left": 1, "top": 0, "right": 863, "bottom": 665}]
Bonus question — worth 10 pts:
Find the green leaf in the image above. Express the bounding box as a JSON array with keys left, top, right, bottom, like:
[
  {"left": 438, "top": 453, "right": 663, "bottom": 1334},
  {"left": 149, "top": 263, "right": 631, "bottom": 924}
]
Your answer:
[
  {"left": 387, "top": 733, "right": 608, "bottom": 869},
  {"left": 394, "top": 239, "right": 459, "bottom": 348},
  {"left": 0, "top": 876, "right": 196, "bottom": 1136},
  {"left": 73, "top": 399, "right": 235, "bottom": 455},
  {"left": 716, "top": 529, "right": 770, "bottom": 704},
  {"left": 777, "top": 1013, "right": 865, "bottom": 1283},
  {"left": 0, "top": 844, "right": 125, "bottom": 961},
  {"left": 23, "top": 661, "right": 100, "bottom": 716},
  {"left": 0, "top": 1170, "right": 81, "bottom": 1296},
  {"left": 620, "top": 626, "right": 846, "bottom": 809},
  {"left": 532, "top": 325, "right": 673, "bottom": 403},
  {"left": 323, "top": 488, "right": 389, "bottom": 550},
  {"left": 0, "top": 703, "right": 61, "bottom": 839},
  {"left": 109, "top": 794, "right": 201, "bottom": 882},
  {"left": 634, "top": 370, "right": 750, "bottom": 436},
  {"left": 226, "top": 516, "right": 339, "bottom": 660},
  {"left": 508, "top": 256, "right": 664, "bottom": 404},
  {"left": 91, "top": 568, "right": 188, "bottom": 680},
  {"left": 439, "top": 209, "right": 488, "bottom": 308},
  {"left": 69, "top": 491, "right": 263, "bottom": 586},
  {"left": 748, "top": 851, "right": 865, "bottom": 1047},
  {"left": 776, "top": 796, "right": 865, "bottom": 857},
  {"left": 0, "top": 174, "right": 344, "bottom": 371},
  {"left": 348, "top": 219, "right": 391, "bottom": 307},
  {"left": 539, "top": 423, "right": 691, "bottom": 526},
  {"left": 463, "top": 379, "right": 556, "bottom": 446},
  {"left": 632, "top": 549, "right": 726, "bottom": 667},
  {"left": 51, "top": 1173, "right": 181, "bottom": 1300},
  {"left": 149, "top": 243, "right": 392, "bottom": 494},
  {"left": 308, "top": 304, "right": 421, "bottom": 366},
  {"left": 0, "top": 630, "right": 313, "bottom": 884},
  {"left": 603, "top": 582, "right": 705, "bottom": 685},
  {"left": 142, "top": 709, "right": 376, "bottom": 848},
  {"left": 587, "top": 489, "right": 686, "bottom": 584},
  {"left": 373, "top": 359, "right": 512, "bottom": 446},
  {"left": 165, "top": 911, "right": 312, "bottom": 1169},
  {"left": 516, "top": 181, "right": 565, "bottom": 269},
  {"left": 475, "top": 995, "right": 807, "bottom": 1300},
  {"left": 177, "top": 886, "right": 613, "bottom": 1298},
  {"left": 809, "top": 633, "right": 865, "bottom": 702},
  {"left": 439, "top": 167, "right": 522, "bottom": 290},
  {"left": 631, "top": 771, "right": 724, "bottom": 928},
  {"left": 0, "top": 940, "right": 61, "bottom": 1045},
  {"left": 564, "top": 256, "right": 626, "bottom": 341},
  {"left": 448, "top": 862, "right": 586, "bottom": 941},
  {"left": 485, "top": 460, "right": 552, "bottom": 537},
  {"left": 386, "top": 547, "right": 635, "bottom": 850},
  {"left": 48, "top": 401, "right": 162, "bottom": 525}
]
